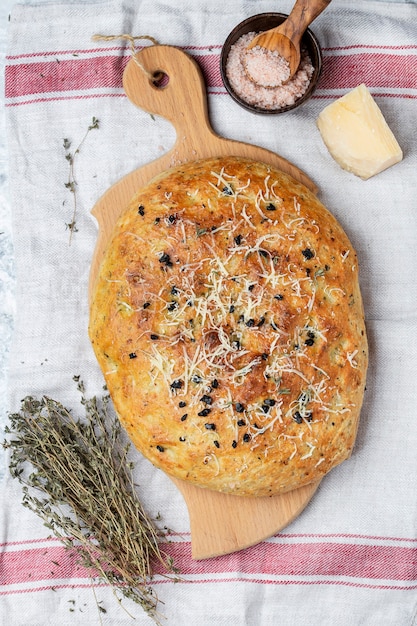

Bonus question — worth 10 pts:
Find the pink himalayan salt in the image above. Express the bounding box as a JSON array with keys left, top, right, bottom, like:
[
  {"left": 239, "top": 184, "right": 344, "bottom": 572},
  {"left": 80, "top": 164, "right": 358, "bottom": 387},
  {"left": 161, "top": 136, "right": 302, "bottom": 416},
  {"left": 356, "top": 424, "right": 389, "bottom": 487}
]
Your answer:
[
  {"left": 244, "top": 45, "right": 290, "bottom": 87},
  {"left": 226, "top": 32, "right": 314, "bottom": 110}
]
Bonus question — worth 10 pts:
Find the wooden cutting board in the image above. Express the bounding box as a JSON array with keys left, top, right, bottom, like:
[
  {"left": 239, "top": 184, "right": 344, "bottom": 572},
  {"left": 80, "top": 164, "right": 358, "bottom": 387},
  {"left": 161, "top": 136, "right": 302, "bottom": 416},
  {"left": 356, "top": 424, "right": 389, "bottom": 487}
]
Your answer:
[{"left": 89, "top": 44, "right": 320, "bottom": 560}]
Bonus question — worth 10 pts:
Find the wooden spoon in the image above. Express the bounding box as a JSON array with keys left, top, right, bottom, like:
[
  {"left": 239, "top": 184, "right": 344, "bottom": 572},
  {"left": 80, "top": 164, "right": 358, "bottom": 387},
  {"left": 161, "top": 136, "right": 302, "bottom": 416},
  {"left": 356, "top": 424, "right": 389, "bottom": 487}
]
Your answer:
[{"left": 246, "top": 0, "right": 332, "bottom": 84}]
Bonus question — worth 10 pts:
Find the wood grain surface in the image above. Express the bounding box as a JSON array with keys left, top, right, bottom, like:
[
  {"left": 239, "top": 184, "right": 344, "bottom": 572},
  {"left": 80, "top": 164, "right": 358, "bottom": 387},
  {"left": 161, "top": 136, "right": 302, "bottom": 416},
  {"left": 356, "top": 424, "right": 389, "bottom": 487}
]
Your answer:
[{"left": 89, "top": 44, "right": 320, "bottom": 559}]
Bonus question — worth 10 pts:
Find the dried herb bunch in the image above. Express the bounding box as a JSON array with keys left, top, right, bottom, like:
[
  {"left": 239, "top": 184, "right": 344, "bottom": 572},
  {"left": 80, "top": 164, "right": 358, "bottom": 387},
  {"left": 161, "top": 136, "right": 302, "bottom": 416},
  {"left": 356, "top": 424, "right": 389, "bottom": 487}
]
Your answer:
[{"left": 4, "top": 378, "right": 173, "bottom": 623}]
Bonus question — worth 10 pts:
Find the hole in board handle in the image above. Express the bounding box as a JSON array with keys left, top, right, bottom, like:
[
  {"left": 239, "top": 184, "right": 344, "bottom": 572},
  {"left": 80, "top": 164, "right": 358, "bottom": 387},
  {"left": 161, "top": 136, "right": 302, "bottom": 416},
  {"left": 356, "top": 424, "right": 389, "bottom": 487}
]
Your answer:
[{"left": 152, "top": 71, "right": 169, "bottom": 88}]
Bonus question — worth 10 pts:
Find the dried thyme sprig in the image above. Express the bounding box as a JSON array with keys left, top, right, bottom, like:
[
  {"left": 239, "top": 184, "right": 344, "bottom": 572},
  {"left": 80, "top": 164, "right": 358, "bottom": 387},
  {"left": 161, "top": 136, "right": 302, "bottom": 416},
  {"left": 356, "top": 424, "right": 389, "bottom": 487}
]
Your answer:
[
  {"left": 4, "top": 379, "right": 175, "bottom": 623},
  {"left": 64, "top": 116, "right": 99, "bottom": 244}
]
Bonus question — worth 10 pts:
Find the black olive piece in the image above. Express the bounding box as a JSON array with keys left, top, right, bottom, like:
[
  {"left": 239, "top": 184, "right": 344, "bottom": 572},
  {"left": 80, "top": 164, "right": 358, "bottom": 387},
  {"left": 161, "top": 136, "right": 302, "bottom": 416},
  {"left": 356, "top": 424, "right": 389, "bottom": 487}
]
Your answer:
[
  {"left": 229, "top": 305, "right": 235, "bottom": 313},
  {"left": 150, "top": 334, "right": 159, "bottom": 340},
  {"left": 204, "top": 422, "right": 216, "bottom": 430},
  {"left": 138, "top": 205, "right": 145, "bottom": 216},
  {"left": 171, "top": 286, "right": 179, "bottom": 296},
  {"left": 191, "top": 374, "right": 202, "bottom": 383},
  {"left": 143, "top": 301, "right": 151, "bottom": 309},
  {"left": 213, "top": 440, "right": 220, "bottom": 448},
  {"left": 305, "top": 337, "right": 315, "bottom": 346},
  {"left": 237, "top": 419, "right": 246, "bottom": 427},
  {"left": 274, "top": 294, "right": 284, "bottom": 301},
  {"left": 211, "top": 379, "right": 219, "bottom": 389},
  {"left": 232, "top": 440, "right": 237, "bottom": 449},
  {"left": 302, "top": 248, "right": 314, "bottom": 260},
  {"left": 234, "top": 234, "right": 242, "bottom": 245},
  {"left": 128, "top": 352, "right": 137, "bottom": 359},
  {"left": 235, "top": 403, "right": 245, "bottom": 413},
  {"left": 198, "top": 408, "right": 212, "bottom": 417},
  {"left": 156, "top": 445, "right": 165, "bottom": 452},
  {"left": 293, "top": 411, "right": 303, "bottom": 424},
  {"left": 179, "top": 401, "right": 187, "bottom": 408},
  {"left": 257, "top": 316, "right": 266, "bottom": 328},
  {"left": 200, "top": 394, "right": 213, "bottom": 405},
  {"left": 179, "top": 436, "right": 186, "bottom": 442},
  {"left": 159, "top": 252, "right": 173, "bottom": 267},
  {"left": 266, "top": 203, "right": 276, "bottom": 211},
  {"left": 180, "top": 414, "right": 188, "bottom": 421},
  {"left": 243, "top": 433, "right": 251, "bottom": 442},
  {"left": 222, "top": 185, "right": 233, "bottom": 196},
  {"left": 245, "top": 318, "right": 255, "bottom": 328},
  {"left": 263, "top": 398, "right": 276, "bottom": 407},
  {"left": 170, "top": 379, "right": 183, "bottom": 390},
  {"left": 167, "top": 301, "right": 178, "bottom": 311}
]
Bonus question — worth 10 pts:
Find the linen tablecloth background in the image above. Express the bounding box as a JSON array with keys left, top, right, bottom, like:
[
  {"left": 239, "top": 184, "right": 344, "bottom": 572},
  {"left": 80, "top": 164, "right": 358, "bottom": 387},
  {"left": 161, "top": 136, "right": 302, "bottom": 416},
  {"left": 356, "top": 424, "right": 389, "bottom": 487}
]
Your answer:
[{"left": 2, "top": 0, "right": 417, "bottom": 624}]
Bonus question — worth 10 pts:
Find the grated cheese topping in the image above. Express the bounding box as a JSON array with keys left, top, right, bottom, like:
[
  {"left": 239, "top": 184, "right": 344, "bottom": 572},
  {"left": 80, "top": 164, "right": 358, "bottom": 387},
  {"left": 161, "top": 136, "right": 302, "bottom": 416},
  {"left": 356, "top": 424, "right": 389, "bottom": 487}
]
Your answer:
[{"left": 90, "top": 157, "right": 368, "bottom": 496}]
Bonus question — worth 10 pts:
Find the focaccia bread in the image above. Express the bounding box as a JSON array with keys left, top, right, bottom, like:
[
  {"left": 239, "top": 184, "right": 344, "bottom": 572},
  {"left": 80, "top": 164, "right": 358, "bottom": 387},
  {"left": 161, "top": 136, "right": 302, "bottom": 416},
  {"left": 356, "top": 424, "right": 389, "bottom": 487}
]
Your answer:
[{"left": 89, "top": 156, "right": 367, "bottom": 497}]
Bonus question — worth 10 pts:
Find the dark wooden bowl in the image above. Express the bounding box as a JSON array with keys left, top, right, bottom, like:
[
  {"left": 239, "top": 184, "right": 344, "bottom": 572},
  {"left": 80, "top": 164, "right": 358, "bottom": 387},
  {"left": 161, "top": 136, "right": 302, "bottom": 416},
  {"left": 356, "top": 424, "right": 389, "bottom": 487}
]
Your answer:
[{"left": 220, "top": 13, "right": 322, "bottom": 114}]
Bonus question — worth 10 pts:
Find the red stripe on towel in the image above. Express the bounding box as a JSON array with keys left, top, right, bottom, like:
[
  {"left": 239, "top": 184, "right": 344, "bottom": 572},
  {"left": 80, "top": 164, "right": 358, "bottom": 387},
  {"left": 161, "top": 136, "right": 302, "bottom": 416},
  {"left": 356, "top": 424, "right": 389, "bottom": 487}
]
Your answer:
[
  {"left": 2, "top": 538, "right": 417, "bottom": 589},
  {"left": 5, "top": 48, "right": 417, "bottom": 104}
]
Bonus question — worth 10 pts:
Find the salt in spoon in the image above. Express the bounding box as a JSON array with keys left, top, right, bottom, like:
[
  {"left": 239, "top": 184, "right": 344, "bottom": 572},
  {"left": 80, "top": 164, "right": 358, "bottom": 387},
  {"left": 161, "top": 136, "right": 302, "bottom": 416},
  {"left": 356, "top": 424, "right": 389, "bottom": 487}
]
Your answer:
[{"left": 245, "top": 0, "right": 332, "bottom": 87}]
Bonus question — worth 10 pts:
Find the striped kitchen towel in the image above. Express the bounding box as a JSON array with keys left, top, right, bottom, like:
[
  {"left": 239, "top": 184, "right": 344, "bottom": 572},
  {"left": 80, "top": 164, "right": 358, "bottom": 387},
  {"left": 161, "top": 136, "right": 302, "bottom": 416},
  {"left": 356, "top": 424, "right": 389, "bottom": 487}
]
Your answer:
[{"left": 2, "top": 0, "right": 417, "bottom": 624}]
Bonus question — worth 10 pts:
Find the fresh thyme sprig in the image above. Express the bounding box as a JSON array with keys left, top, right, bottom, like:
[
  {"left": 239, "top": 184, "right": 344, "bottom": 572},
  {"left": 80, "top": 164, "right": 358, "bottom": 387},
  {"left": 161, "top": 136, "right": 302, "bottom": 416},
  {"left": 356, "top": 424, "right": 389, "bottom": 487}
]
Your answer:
[
  {"left": 4, "top": 378, "right": 175, "bottom": 623},
  {"left": 64, "top": 116, "right": 99, "bottom": 244}
]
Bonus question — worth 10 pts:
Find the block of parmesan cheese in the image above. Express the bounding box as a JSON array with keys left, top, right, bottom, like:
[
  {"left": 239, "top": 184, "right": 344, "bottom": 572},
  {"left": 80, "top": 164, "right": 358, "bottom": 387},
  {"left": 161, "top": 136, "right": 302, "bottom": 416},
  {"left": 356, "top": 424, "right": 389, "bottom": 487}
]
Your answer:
[{"left": 317, "top": 84, "right": 403, "bottom": 180}]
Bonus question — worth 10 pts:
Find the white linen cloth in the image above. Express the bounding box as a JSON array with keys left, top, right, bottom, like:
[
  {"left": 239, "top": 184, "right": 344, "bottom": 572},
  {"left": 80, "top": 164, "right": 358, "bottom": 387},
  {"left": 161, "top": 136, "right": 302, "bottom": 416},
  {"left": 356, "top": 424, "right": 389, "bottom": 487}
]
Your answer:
[{"left": 2, "top": 0, "right": 417, "bottom": 624}]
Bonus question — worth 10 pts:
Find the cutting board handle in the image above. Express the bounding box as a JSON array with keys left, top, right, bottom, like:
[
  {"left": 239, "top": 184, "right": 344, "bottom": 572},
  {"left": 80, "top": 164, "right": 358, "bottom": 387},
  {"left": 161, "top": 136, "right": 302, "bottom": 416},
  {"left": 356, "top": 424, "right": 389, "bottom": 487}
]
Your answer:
[
  {"left": 121, "top": 44, "right": 317, "bottom": 192},
  {"left": 123, "top": 45, "right": 213, "bottom": 149}
]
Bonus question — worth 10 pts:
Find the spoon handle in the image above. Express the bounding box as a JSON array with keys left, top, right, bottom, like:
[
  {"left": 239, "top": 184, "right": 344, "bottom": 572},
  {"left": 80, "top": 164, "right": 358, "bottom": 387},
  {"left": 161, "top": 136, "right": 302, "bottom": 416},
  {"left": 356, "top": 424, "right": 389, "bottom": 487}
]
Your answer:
[{"left": 281, "top": 0, "right": 332, "bottom": 45}]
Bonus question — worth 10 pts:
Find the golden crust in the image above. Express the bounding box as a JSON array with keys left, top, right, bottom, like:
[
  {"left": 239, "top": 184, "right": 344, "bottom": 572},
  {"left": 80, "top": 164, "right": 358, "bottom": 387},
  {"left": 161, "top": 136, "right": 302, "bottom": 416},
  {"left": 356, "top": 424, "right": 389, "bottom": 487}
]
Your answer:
[{"left": 89, "top": 156, "right": 368, "bottom": 497}]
